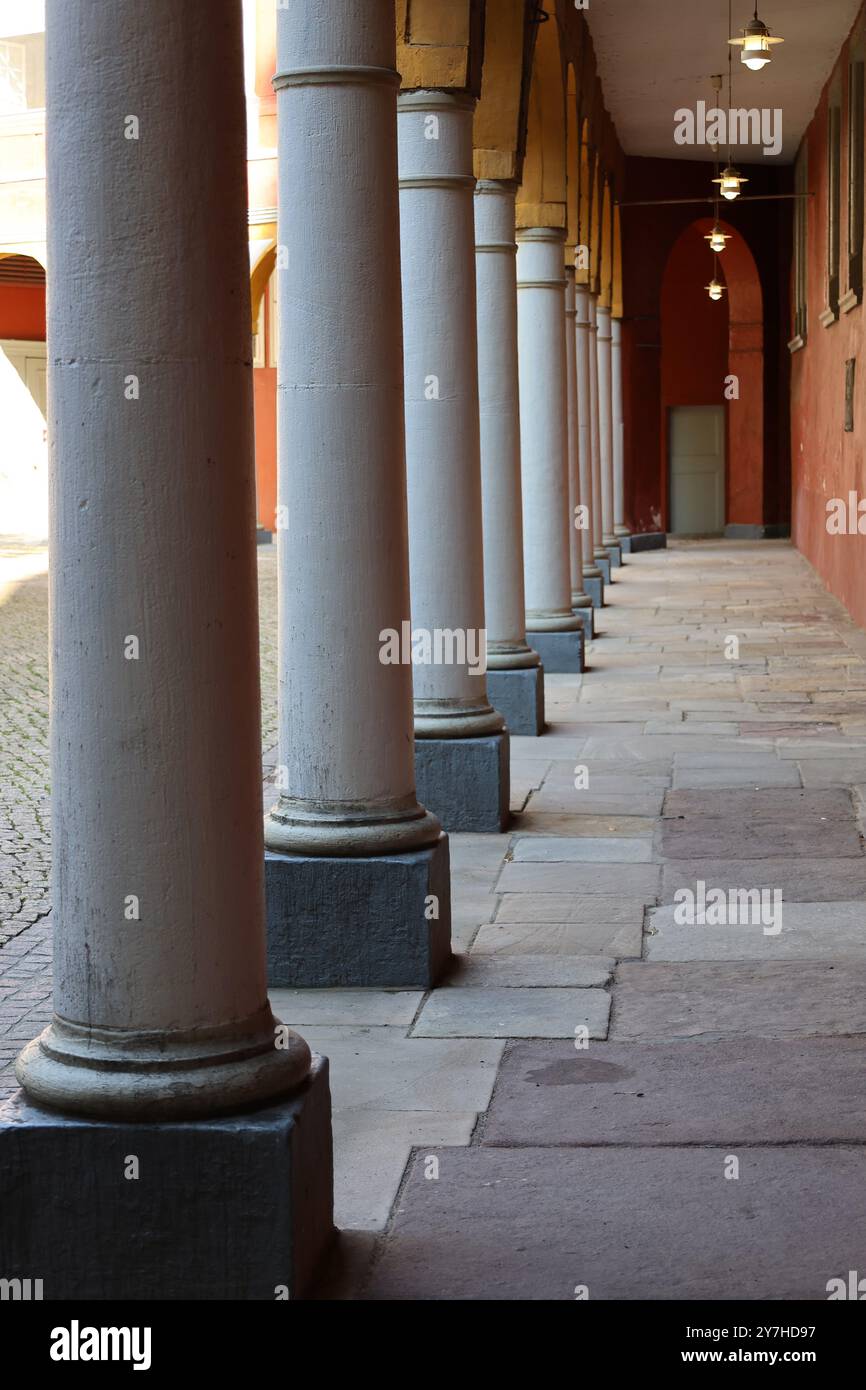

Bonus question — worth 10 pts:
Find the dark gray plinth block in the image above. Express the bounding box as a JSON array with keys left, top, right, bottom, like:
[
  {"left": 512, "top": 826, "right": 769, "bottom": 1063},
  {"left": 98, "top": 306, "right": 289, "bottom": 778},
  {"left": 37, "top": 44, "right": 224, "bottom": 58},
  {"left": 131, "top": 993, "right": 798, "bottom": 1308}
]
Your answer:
[
  {"left": 266, "top": 837, "right": 451, "bottom": 988},
  {"left": 606, "top": 542, "right": 622, "bottom": 569},
  {"left": 573, "top": 604, "right": 595, "bottom": 639},
  {"left": 0, "top": 1057, "right": 334, "bottom": 1300},
  {"left": 628, "top": 531, "right": 667, "bottom": 552},
  {"left": 595, "top": 553, "right": 612, "bottom": 583},
  {"left": 487, "top": 666, "right": 544, "bottom": 736},
  {"left": 525, "top": 627, "right": 584, "bottom": 674},
  {"left": 256, "top": 526, "right": 273, "bottom": 545},
  {"left": 415, "top": 733, "right": 509, "bottom": 834},
  {"left": 584, "top": 575, "right": 604, "bottom": 608},
  {"left": 618, "top": 533, "right": 633, "bottom": 554}
]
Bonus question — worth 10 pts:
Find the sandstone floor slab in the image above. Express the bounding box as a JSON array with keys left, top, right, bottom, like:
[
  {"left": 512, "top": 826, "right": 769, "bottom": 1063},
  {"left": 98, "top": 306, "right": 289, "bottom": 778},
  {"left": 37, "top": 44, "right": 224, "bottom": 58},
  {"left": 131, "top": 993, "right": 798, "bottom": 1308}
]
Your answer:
[
  {"left": 481, "top": 1038, "right": 866, "bottom": 1144},
  {"left": 365, "top": 1145, "right": 866, "bottom": 1299},
  {"left": 610, "top": 961, "right": 866, "bottom": 1040}
]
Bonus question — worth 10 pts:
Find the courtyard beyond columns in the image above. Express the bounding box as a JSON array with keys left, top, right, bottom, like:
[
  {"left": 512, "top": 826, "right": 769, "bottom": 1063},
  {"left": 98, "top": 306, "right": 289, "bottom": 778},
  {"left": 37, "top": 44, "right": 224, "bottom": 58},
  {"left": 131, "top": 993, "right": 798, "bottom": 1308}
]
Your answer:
[{"left": 4, "top": 537, "right": 866, "bottom": 1298}]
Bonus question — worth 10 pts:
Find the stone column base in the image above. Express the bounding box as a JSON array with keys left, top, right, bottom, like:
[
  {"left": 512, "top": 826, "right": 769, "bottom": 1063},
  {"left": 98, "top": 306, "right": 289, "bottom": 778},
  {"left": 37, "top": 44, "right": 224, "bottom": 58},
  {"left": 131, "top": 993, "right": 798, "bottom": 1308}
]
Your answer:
[
  {"left": 266, "top": 838, "right": 451, "bottom": 988},
  {"left": 628, "top": 531, "right": 667, "bottom": 552},
  {"left": 415, "top": 733, "right": 510, "bottom": 833},
  {"left": 573, "top": 604, "right": 595, "bottom": 639},
  {"left": 605, "top": 542, "right": 623, "bottom": 568},
  {"left": 0, "top": 1056, "right": 334, "bottom": 1300},
  {"left": 618, "top": 534, "right": 633, "bottom": 554},
  {"left": 584, "top": 575, "right": 605, "bottom": 608},
  {"left": 595, "top": 553, "right": 612, "bottom": 583},
  {"left": 526, "top": 628, "right": 585, "bottom": 674},
  {"left": 487, "top": 666, "right": 545, "bottom": 736}
]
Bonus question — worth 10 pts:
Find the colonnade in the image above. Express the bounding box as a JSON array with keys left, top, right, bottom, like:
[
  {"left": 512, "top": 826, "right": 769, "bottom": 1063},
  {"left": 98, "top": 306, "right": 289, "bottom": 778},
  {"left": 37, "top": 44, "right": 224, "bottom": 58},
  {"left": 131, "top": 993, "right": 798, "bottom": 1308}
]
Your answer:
[{"left": 0, "top": 0, "right": 630, "bottom": 1300}]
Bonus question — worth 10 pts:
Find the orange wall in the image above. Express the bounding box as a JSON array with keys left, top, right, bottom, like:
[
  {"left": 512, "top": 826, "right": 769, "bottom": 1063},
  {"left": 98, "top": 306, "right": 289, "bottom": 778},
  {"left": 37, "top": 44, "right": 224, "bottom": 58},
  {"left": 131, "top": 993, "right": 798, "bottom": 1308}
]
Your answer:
[
  {"left": 791, "top": 21, "right": 866, "bottom": 629},
  {"left": 0, "top": 282, "right": 45, "bottom": 339},
  {"left": 253, "top": 367, "right": 277, "bottom": 532}
]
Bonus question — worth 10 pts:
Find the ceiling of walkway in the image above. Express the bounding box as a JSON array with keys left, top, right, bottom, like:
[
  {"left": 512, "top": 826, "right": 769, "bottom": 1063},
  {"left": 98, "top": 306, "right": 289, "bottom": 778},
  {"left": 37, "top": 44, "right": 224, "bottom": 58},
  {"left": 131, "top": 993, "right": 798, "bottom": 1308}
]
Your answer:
[{"left": 585, "top": 0, "right": 863, "bottom": 162}]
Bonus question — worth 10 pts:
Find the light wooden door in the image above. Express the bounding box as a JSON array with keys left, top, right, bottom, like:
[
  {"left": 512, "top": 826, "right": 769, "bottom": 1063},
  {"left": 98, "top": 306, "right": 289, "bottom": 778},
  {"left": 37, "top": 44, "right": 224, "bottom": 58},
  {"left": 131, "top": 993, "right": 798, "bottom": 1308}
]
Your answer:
[{"left": 669, "top": 405, "right": 725, "bottom": 535}]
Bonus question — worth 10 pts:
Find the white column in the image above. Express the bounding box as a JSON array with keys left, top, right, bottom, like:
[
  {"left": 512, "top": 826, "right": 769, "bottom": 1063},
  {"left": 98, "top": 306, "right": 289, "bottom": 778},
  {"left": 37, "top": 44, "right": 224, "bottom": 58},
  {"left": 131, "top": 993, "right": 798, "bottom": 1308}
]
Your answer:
[
  {"left": 475, "top": 180, "right": 539, "bottom": 671},
  {"left": 612, "top": 316, "right": 629, "bottom": 538},
  {"left": 565, "top": 268, "right": 591, "bottom": 610},
  {"left": 575, "top": 284, "right": 603, "bottom": 583},
  {"left": 264, "top": 3, "right": 440, "bottom": 857},
  {"left": 18, "top": 0, "right": 310, "bottom": 1119},
  {"left": 516, "top": 228, "right": 583, "bottom": 633},
  {"left": 588, "top": 296, "right": 607, "bottom": 565},
  {"left": 596, "top": 302, "right": 616, "bottom": 547},
  {"left": 398, "top": 92, "right": 503, "bottom": 738}
]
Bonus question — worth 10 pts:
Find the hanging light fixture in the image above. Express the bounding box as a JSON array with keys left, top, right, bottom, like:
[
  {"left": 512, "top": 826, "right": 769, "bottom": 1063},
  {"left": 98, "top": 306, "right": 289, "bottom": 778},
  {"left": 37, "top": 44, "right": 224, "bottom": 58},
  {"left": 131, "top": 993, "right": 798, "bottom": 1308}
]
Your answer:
[
  {"left": 713, "top": 3, "right": 749, "bottom": 201},
  {"left": 706, "top": 253, "right": 727, "bottom": 300},
  {"left": 705, "top": 223, "right": 731, "bottom": 251},
  {"left": 713, "top": 164, "right": 749, "bottom": 200},
  {"left": 729, "top": 6, "right": 784, "bottom": 71},
  {"left": 705, "top": 201, "right": 732, "bottom": 251}
]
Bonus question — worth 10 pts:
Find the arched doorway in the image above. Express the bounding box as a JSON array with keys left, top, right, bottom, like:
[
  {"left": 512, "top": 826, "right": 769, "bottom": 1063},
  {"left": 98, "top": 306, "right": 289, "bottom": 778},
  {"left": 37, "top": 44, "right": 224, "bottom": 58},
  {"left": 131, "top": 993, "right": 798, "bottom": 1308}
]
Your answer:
[
  {"left": 661, "top": 217, "right": 763, "bottom": 535},
  {"left": 0, "top": 251, "right": 47, "bottom": 538}
]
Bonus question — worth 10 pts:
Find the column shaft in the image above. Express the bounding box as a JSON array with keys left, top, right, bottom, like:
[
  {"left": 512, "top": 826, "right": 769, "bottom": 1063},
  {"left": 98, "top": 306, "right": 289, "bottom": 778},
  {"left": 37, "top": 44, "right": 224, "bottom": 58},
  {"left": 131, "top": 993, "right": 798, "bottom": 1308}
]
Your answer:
[
  {"left": 17, "top": 0, "right": 309, "bottom": 1120},
  {"left": 399, "top": 92, "right": 502, "bottom": 739},
  {"left": 516, "top": 230, "right": 583, "bottom": 633},
  {"left": 575, "top": 284, "right": 603, "bottom": 585},
  {"left": 588, "top": 296, "right": 608, "bottom": 565},
  {"left": 612, "top": 316, "right": 629, "bottom": 538},
  {"left": 596, "top": 303, "right": 616, "bottom": 547},
  {"left": 265, "top": 9, "right": 439, "bottom": 857},
  {"left": 474, "top": 180, "right": 538, "bottom": 671},
  {"left": 565, "top": 269, "right": 591, "bottom": 612}
]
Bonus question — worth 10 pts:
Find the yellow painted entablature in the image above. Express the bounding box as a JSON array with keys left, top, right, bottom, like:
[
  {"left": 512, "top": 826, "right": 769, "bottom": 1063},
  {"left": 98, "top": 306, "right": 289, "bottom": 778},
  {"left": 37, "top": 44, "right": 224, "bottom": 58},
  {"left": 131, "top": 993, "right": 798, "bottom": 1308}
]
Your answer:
[
  {"left": 396, "top": 0, "right": 482, "bottom": 94},
  {"left": 516, "top": 7, "right": 567, "bottom": 232},
  {"left": 473, "top": 0, "right": 531, "bottom": 184}
]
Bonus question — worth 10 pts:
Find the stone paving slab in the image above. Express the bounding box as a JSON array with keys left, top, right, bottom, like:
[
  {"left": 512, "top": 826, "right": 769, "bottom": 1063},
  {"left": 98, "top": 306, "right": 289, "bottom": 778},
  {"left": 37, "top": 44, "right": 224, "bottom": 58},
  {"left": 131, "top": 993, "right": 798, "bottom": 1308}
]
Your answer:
[
  {"left": 611, "top": 961, "right": 866, "bottom": 1040},
  {"left": 481, "top": 1039, "right": 866, "bottom": 1145},
  {"left": 660, "top": 813, "right": 861, "bottom": 861},
  {"left": 510, "top": 835, "right": 652, "bottom": 863},
  {"left": 447, "top": 953, "right": 613, "bottom": 987},
  {"left": 411, "top": 986, "right": 611, "bottom": 1039},
  {"left": 645, "top": 900, "right": 866, "bottom": 960},
  {"left": 298, "top": 1027, "right": 504, "bottom": 1114},
  {"left": 671, "top": 763, "right": 802, "bottom": 789},
  {"left": 664, "top": 786, "right": 855, "bottom": 822},
  {"left": 496, "top": 861, "right": 661, "bottom": 898},
  {"left": 473, "top": 919, "right": 643, "bottom": 960},
  {"left": 270, "top": 988, "right": 422, "bottom": 1028},
  {"left": 798, "top": 758, "right": 866, "bottom": 786},
  {"left": 510, "top": 811, "right": 657, "bottom": 837},
  {"left": 660, "top": 856, "right": 866, "bottom": 901},
  {"left": 525, "top": 790, "right": 666, "bottom": 816},
  {"left": 333, "top": 1109, "right": 477, "bottom": 1231},
  {"left": 366, "top": 1145, "right": 866, "bottom": 1300}
]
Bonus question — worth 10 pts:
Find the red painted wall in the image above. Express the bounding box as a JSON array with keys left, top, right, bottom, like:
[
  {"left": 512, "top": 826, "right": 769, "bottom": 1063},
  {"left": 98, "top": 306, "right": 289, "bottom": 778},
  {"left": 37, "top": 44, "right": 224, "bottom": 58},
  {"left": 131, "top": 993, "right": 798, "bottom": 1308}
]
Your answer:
[
  {"left": 790, "top": 13, "right": 866, "bottom": 630},
  {"left": 253, "top": 367, "right": 277, "bottom": 533},
  {"left": 622, "top": 156, "right": 792, "bottom": 536},
  {"left": 660, "top": 220, "right": 729, "bottom": 529},
  {"left": 0, "top": 282, "right": 45, "bottom": 339}
]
